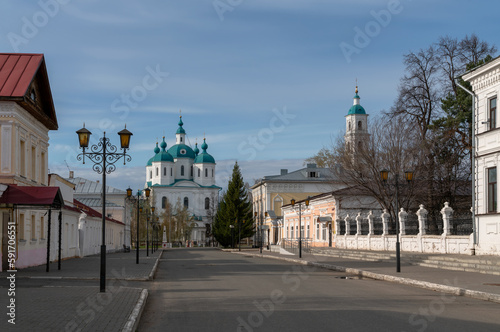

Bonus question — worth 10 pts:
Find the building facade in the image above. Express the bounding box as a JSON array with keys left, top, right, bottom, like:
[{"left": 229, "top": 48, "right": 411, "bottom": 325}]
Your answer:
[
  {"left": 145, "top": 116, "right": 220, "bottom": 244},
  {"left": 464, "top": 57, "right": 500, "bottom": 255}
]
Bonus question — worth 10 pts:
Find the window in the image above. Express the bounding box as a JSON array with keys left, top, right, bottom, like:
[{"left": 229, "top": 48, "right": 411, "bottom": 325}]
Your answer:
[
  {"left": 164, "top": 167, "right": 167, "bottom": 176},
  {"left": 358, "top": 121, "right": 362, "bottom": 130},
  {"left": 309, "top": 171, "right": 316, "bottom": 178},
  {"left": 162, "top": 196, "right": 167, "bottom": 209},
  {"left": 212, "top": 169, "right": 214, "bottom": 177},
  {"left": 205, "top": 168, "right": 208, "bottom": 177},
  {"left": 156, "top": 167, "right": 158, "bottom": 176},
  {"left": 198, "top": 169, "right": 200, "bottom": 177},
  {"left": 184, "top": 197, "right": 189, "bottom": 208},
  {"left": 171, "top": 168, "right": 173, "bottom": 176},
  {"left": 205, "top": 197, "right": 210, "bottom": 210},
  {"left": 181, "top": 165, "right": 184, "bottom": 176},
  {"left": 291, "top": 226, "right": 294, "bottom": 239},
  {"left": 490, "top": 97, "right": 497, "bottom": 130},
  {"left": 20, "top": 140, "right": 26, "bottom": 177},
  {"left": 316, "top": 223, "right": 320, "bottom": 239},
  {"left": 180, "top": 137, "right": 183, "bottom": 142},
  {"left": 150, "top": 171, "right": 152, "bottom": 179},
  {"left": 40, "top": 216, "right": 44, "bottom": 238},
  {"left": 322, "top": 225, "right": 326, "bottom": 240},
  {"left": 348, "top": 122, "right": 351, "bottom": 131},
  {"left": 488, "top": 167, "right": 497, "bottom": 213},
  {"left": 307, "top": 225, "right": 310, "bottom": 238},
  {"left": 40, "top": 151, "right": 46, "bottom": 184},
  {"left": 191, "top": 166, "right": 193, "bottom": 177},
  {"left": 19, "top": 214, "right": 25, "bottom": 240},
  {"left": 31, "top": 146, "right": 36, "bottom": 181},
  {"left": 31, "top": 215, "right": 36, "bottom": 240}
]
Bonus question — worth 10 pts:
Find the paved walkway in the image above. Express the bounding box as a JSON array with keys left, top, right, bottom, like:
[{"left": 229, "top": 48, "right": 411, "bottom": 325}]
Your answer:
[
  {"left": 0, "top": 249, "right": 161, "bottom": 332},
  {"left": 231, "top": 249, "right": 500, "bottom": 304}
]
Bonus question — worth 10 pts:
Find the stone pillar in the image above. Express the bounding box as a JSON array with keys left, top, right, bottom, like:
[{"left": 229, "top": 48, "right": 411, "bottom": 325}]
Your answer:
[
  {"left": 344, "top": 214, "right": 351, "bottom": 236},
  {"left": 162, "top": 225, "right": 168, "bottom": 249},
  {"left": 381, "top": 209, "right": 390, "bottom": 235},
  {"left": 335, "top": 216, "right": 342, "bottom": 236},
  {"left": 367, "top": 211, "right": 374, "bottom": 236},
  {"left": 441, "top": 202, "right": 454, "bottom": 236},
  {"left": 416, "top": 204, "right": 428, "bottom": 236},
  {"left": 355, "top": 212, "right": 362, "bottom": 236},
  {"left": 398, "top": 208, "right": 408, "bottom": 236}
]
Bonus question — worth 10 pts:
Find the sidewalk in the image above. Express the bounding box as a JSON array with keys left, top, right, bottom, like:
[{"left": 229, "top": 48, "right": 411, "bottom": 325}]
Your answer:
[
  {"left": 233, "top": 249, "right": 500, "bottom": 304},
  {"left": 1, "top": 249, "right": 162, "bottom": 332}
]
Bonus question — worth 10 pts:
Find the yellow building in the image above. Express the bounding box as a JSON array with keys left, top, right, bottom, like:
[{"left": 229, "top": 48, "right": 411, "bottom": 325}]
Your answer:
[{"left": 251, "top": 164, "right": 346, "bottom": 247}]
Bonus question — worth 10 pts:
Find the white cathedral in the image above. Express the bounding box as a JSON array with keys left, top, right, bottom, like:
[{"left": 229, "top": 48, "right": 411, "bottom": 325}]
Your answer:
[{"left": 145, "top": 115, "right": 221, "bottom": 244}]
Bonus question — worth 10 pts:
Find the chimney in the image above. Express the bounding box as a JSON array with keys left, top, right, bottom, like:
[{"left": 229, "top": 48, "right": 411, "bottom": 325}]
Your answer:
[
  {"left": 69, "top": 171, "right": 74, "bottom": 179},
  {"left": 280, "top": 169, "right": 288, "bottom": 175},
  {"left": 306, "top": 163, "right": 317, "bottom": 168}
]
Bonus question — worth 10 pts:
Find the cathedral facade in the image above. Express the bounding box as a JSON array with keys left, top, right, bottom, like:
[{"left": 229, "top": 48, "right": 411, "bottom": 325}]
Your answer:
[{"left": 145, "top": 116, "right": 220, "bottom": 244}]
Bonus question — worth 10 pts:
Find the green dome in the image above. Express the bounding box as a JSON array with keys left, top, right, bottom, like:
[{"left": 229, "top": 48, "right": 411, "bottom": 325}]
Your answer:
[
  {"left": 194, "top": 138, "right": 215, "bottom": 164},
  {"left": 176, "top": 116, "right": 186, "bottom": 134},
  {"left": 168, "top": 143, "right": 195, "bottom": 158},
  {"left": 152, "top": 151, "right": 174, "bottom": 163},
  {"left": 348, "top": 104, "right": 366, "bottom": 115},
  {"left": 194, "top": 142, "right": 200, "bottom": 156}
]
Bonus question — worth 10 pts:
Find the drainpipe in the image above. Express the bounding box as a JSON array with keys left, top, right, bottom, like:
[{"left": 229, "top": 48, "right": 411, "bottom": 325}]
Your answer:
[{"left": 456, "top": 80, "right": 477, "bottom": 254}]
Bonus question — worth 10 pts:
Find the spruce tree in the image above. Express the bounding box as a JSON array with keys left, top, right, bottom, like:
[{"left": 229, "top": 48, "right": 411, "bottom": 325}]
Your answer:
[{"left": 213, "top": 162, "right": 254, "bottom": 247}]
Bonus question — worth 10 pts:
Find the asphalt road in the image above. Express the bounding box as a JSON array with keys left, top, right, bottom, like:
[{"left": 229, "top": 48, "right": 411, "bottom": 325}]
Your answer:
[{"left": 138, "top": 249, "right": 500, "bottom": 332}]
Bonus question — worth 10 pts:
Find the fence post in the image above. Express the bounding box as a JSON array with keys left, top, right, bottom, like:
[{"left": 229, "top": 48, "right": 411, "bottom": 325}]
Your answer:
[
  {"left": 367, "top": 210, "right": 374, "bottom": 236},
  {"left": 399, "top": 208, "right": 408, "bottom": 236},
  {"left": 441, "top": 202, "right": 453, "bottom": 236},
  {"left": 356, "top": 212, "right": 362, "bottom": 236},
  {"left": 381, "top": 209, "right": 390, "bottom": 235},
  {"left": 416, "top": 204, "right": 428, "bottom": 236},
  {"left": 344, "top": 214, "right": 351, "bottom": 236}
]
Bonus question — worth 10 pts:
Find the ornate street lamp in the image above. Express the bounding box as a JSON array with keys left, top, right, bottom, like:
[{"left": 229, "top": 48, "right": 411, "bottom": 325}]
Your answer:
[
  {"left": 291, "top": 197, "right": 310, "bottom": 258},
  {"left": 77, "top": 125, "right": 132, "bottom": 293},
  {"left": 380, "top": 170, "right": 413, "bottom": 273}
]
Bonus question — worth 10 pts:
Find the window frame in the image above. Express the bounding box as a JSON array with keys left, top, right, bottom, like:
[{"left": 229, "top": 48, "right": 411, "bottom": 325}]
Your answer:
[{"left": 488, "top": 166, "right": 497, "bottom": 213}]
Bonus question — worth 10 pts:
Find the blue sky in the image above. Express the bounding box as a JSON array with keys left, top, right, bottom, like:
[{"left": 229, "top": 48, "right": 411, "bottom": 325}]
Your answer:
[{"left": 1, "top": 0, "right": 498, "bottom": 191}]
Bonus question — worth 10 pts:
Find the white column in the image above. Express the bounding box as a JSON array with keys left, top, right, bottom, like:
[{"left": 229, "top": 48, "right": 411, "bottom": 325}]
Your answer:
[
  {"left": 355, "top": 212, "right": 362, "bottom": 236},
  {"left": 441, "top": 202, "right": 453, "bottom": 236},
  {"left": 399, "top": 208, "right": 408, "bottom": 236},
  {"left": 416, "top": 204, "right": 428, "bottom": 236},
  {"left": 381, "top": 209, "right": 390, "bottom": 235},
  {"left": 367, "top": 210, "right": 374, "bottom": 236}
]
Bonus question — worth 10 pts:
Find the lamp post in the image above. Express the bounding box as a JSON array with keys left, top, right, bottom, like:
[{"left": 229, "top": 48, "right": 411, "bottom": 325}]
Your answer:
[
  {"left": 380, "top": 170, "right": 413, "bottom": 273},
  {"left": 126, "top": 188, "right": 150, "bottom": 264},
  {"left": 147, "top": 206, "right": 155, "bottom": 256},
  {"left": 291, "top": 197, "right": 310, "bottom": 259},
  {"left": 230, "top": 224, "right": 235, "bottom": 249},
  {"left": 77, "top": 124, "right": 132, "bottom": 293}
]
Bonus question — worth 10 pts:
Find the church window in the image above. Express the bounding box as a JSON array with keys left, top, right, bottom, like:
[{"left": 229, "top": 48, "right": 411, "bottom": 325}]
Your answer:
[
  {"left": 205, "top": 197, "right": 210, "bottom": 210},
  {"left": 191, "top": 166, "right": 193, "bottom": 177},
  {"left": 198, "top": 169, "right": 200, "bottom": 177},
  {"left": 205, "top": 168, "right": 208, "bottom": 177},
  {"left": 150, "top": 170, "right": 152, "bottom": 179},
  {"left": 348, "top": 122, "right": 351, "bottom": 131},
  {"left": 212, "top": 169, "right": 214, "bottom": 177},
  {"left": 180, "top": 137, "right": 183, "bottom": 142},
  {"left": 358, "top": 121, "right": 362, "bottom": 130},
  {"left": 181, "top": 165, "right": 185, "bottom": 176},
  {"left": 156, "top": 167, "right": 158, "bottom": 176},
  {"left": 164, "top": 167, "right": 166, "bottom": 176},
  {"left": 162, "top": 196, "right": 167, "bottom": 209},
  {"left": 171, "top": 168, "right": 173, "bottom": 176},
  {"left": 184, "top": 197, "right": 189, "bottom": 208}
]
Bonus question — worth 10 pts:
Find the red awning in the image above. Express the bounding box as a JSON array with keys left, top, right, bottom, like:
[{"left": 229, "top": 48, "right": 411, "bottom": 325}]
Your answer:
[{"left": 0, "top": 185, "right": 64, "bottom": 208}]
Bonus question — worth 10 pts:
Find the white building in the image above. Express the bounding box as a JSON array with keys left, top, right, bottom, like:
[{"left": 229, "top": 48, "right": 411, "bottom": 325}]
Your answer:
[
  {"left": 464, "top": 57, "right": 500, "bottom": 255},
  {"left": 145, "top": 116, "right": 221, "bottom": 244}
]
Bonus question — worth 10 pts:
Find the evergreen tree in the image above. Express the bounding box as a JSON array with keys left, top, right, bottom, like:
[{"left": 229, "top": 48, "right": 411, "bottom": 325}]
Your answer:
[{"left": 213, "top": 162, "right": 254, "bottom": 247}]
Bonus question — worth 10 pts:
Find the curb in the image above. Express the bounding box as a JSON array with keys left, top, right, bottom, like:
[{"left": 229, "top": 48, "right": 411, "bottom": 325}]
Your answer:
[
  {"left": 234, "top": 252, "right": 500, "bottom": 305},
  {"left": 148, "top": 250, "right": 163, "bottom": 280},
  {"left": 122, "top": 288, "right": 148, "bottom": 332}
]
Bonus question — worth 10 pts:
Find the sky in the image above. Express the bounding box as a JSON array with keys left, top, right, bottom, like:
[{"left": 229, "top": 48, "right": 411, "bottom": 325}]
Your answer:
[{"left": 1, "top": 0, "right": 498, "bottom": 191}]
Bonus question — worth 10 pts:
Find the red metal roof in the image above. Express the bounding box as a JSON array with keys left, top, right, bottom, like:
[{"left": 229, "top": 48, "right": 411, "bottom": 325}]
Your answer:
[
  {"left": 0, "top": 184, "right": 64, "bottom": 207},
  {"left": 0, "top": 53, "right": 44, "bottom": 97}
]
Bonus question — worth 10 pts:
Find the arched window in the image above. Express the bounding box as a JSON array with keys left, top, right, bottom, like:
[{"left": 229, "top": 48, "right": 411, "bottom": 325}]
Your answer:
[
  {"left": 156, "top": 167, "right": 158, "bottom": 176},
  {"left": 191, "top": 166, "right": 193, "bottom": 177},
  {"left": 205, "top": 197, "right": 210, "bottom": 210},
  {"left": 205, "top": 168, "right": 208, "bottom": 177},
  {"left": 348, "top": 122, "right": 351, "bottom": 131},
  {"left": 180, "top": 137, "right": 183, "bottom": 142},
  {"left": 162, "top": 196, "right": 167, "bottom": 209},
  {"left": 164, "top": 167, "right": 166, "bottom": 176},
  {"left": 198, "top": 169, "right": 200, "bottom": 177},
  {"left": 171, "top": 168, "right": 173, "bottom": 176},
  {"left": 149, "top": 170, "right": 152, "bottom": 179},
  {"left": 212, "top": 169, "right": 214, "bottom": 177},
  {"left": 181, "top": 165, "right": 184, "bottom": 176},
  {"left": 358, "top": 121, "right": 362, "bottom": 130},
  {"left": 184, "top": 197, "right": 189, "bottom": 208}
]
